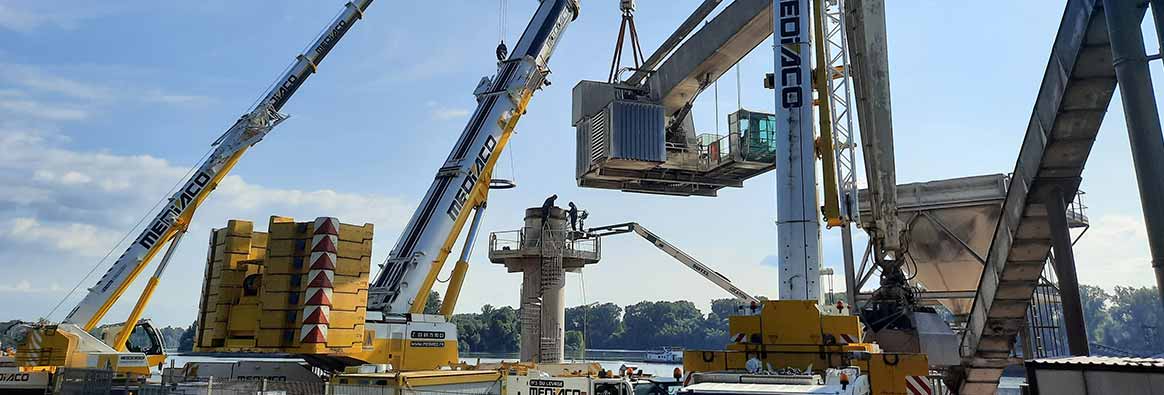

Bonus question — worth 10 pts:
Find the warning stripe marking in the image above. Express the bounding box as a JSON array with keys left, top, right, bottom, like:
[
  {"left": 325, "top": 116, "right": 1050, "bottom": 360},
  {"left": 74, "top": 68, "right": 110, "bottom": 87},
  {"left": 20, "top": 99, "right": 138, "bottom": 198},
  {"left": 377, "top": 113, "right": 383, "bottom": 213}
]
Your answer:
[{"left": 905, "top": 375, "right": 932, "bottom": 395}]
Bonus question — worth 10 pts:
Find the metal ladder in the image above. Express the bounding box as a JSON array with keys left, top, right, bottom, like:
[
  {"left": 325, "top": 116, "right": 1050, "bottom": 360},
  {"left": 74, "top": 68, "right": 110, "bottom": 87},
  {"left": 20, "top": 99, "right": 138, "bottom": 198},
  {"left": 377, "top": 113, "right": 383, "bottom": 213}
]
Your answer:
[{"left": 538, "top": 221, "right": 565, "bottom": 361}]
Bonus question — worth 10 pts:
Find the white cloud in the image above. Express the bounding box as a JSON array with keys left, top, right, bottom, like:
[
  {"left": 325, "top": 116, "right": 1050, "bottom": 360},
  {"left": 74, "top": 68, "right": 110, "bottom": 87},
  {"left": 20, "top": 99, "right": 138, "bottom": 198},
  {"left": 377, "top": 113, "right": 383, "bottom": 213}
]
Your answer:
[
  {"left": 0, "top": 3, "right": 115, "bottom": 33},
  {"left": 0, "top": 4, "right": 53, "bottom": 32},
  {"left": 5, "top": 64, "right": 111, "bottom": 100},
  {"left": 0, "top": 63, "right": 211, "bottom": 114},
  {"left": 0, "top": 280, "right": 64, "bottom": 294},
  {"left": 140, "top": 89, "right": 212, "bottom": 106},
  {"left": 426, "top": 100, "right": 470, "bottom": 121},
  {"left": 0, "top": 125, "right": 414, "bottom": 324},
  {"left": 430, "top": 107, "right": 470, "bottom": 121},
  {"left": 1073, "top": 214, "right": 1157, "bottom": 290},
  {"left": 0, "top": 99, "right": 89, "bottom": 120},
  {"left": 1, "top": 217, "right": 119, "bottom": 257}
]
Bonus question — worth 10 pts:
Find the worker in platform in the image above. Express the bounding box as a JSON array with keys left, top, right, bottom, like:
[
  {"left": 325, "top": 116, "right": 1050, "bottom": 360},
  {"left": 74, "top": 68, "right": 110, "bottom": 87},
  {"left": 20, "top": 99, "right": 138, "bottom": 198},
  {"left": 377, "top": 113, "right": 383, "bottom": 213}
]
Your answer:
[
  {"left": 568, "top": 201, "right": 579, "bottom": 231},
  {"left": 541, "top": 194, "right": 558, "bottom": 224}
]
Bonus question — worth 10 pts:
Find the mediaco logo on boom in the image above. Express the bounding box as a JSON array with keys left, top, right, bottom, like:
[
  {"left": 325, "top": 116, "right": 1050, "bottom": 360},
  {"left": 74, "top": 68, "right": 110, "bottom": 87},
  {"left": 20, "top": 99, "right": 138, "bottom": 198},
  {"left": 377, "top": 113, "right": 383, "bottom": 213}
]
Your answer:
[
  {"left": 446, "top": 135, "right": 498, "bottom": 220},
  {"left": 776, "top": 0, "right": 805, "bottom": 110},
  {"left": 138, "top": 171, "right": 211, "bottom": 250}
]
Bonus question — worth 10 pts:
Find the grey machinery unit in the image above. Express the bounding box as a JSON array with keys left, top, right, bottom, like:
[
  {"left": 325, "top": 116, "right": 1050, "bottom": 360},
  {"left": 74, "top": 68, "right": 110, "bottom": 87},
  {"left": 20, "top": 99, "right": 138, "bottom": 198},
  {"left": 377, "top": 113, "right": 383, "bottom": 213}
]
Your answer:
[{"left": 572, "top": 0, "right": 779, "bottom": 197}]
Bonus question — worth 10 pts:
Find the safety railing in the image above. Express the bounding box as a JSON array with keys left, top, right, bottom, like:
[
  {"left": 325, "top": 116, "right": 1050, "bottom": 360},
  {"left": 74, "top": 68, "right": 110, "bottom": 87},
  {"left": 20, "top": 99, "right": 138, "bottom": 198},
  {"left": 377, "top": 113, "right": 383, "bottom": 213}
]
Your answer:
[
  {"left": 1066, "top": 190, "right": 1089, "bottom": 228},
  {"left": 488, "top": 227, "right": 600, "bottom": 260},
  {"left": 697, "top": 132, "right": 777, "bottom": 169},
  {"left": 490, "top": 229, "right": 525, "bottom": 252}
]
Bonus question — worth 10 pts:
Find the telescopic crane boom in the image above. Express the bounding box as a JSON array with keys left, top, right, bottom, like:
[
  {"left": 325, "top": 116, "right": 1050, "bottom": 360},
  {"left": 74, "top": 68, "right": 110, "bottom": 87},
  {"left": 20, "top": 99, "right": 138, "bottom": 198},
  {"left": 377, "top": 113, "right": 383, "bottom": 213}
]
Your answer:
[
  {"left": 62, "top": 0, "right": 373, "bottom": 337},
  {"left": 587, "top": 222, "right": 760, "bottom": 305},
  {"left": 350, "top": 0, "right": 578, "bottom": 371}
]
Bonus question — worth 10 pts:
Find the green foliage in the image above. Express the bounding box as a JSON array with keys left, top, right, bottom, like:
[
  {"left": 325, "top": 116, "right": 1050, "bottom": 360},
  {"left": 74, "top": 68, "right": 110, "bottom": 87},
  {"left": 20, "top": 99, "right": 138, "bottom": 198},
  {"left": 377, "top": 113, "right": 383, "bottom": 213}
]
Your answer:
[
  {"left": 1102, "top": 286, "right": 1163, "bottom": 355},
  {"left": 565, "top": 303, "right": 623, "bottom": 348},
  {"left": 178, "top": 321, "right": 197, "bottom": 352},
  {"left": 623, "top": 300, "right": 708, "bottom": 348},
  {"left": 565, "top": 330, "right": 584, "bottom": 351},
  {"left": 1079, "top": 285, "right": 1112, "bottom": 342},
  {"left": 424, "top": 291, "right": 443, "bottom": 315},
  {"left": 1073, "top": 285, "right": 1164, "bottom": 356},
  {"left": 157, "top": 326, "right": 185, "bottom": 350},
  {"left": 453, "top": 304, "right": 521, "bottom": 353}
]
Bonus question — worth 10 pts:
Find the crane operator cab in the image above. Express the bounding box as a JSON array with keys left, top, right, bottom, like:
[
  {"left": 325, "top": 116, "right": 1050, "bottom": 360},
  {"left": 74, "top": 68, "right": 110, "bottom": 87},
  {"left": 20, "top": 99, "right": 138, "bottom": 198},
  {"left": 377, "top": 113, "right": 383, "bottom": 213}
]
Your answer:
[{"left": 92, "top": 320, "right": 167, "bottom": 365}]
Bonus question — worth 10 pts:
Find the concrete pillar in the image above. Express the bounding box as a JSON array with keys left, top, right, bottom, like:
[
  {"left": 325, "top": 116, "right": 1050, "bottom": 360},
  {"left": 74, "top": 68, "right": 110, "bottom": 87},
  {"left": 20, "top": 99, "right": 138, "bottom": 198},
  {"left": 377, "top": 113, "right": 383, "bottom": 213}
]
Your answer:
[
  {"left": 520, "top": 264, "right": 541, "bottom": 362},
  {"left": 516, "top": 206, "right": 568, "bottom": 363},
  {"left": 540, "top": 274, "right": 566, "bottom": 363}
]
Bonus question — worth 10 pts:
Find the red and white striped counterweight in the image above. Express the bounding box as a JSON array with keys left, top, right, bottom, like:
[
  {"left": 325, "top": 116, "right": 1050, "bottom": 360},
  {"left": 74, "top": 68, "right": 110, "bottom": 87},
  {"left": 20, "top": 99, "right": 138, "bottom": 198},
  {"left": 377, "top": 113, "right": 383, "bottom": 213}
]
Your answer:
[{"left": 301, "top": 217, "right": 338, "bottom": 344}]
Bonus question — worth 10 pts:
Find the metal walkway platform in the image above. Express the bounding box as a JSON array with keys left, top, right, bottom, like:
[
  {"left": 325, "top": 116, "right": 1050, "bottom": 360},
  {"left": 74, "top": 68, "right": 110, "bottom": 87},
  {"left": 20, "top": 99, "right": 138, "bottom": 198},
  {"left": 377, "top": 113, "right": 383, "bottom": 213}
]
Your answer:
[{"left": 952, "top": 0, "right": 1145, "bottom": 393}]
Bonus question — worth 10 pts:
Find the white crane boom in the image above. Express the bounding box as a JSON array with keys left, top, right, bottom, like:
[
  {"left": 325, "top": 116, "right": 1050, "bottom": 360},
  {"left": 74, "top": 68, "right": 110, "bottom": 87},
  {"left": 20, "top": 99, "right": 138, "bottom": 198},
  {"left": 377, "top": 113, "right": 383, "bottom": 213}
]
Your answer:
[
  {"left": 588, "top": 222, "right": 760, "bottom": 304},
  {"left": 368, "top": 0, "right": 581, "bottom": 315},
  {"left": 63, "top": 0, "right": 374, "bottom": 331}
]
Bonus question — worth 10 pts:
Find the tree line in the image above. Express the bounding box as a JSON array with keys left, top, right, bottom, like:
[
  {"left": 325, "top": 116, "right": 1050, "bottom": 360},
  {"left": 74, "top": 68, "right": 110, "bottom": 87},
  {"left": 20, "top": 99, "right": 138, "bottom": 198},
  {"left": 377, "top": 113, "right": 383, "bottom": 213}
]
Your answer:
[
  {"left": 157, "top": 323, "right": 197, "bottom": 352},
  {"left": 1080, "top": 285, "right": 1164, "bottom": 356},
  {"left": 451, "top": 297, "right": 750, "bottom": 353}
]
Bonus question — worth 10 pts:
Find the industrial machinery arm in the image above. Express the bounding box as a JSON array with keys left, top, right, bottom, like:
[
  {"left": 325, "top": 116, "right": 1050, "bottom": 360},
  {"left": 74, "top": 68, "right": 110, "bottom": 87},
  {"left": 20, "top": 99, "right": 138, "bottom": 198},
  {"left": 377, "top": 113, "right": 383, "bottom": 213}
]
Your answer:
[
  {"left": 587, "top": 222, "right": 760, "bottom": 305},
  {"left": 352, "top": 1, "right": 578, "bottom": 371},
  {"left": 368, "top": 0, "right": 580, "bottom": 316},
  {"left": 62, "top": 0, "right": 373, "bottom": 344}
]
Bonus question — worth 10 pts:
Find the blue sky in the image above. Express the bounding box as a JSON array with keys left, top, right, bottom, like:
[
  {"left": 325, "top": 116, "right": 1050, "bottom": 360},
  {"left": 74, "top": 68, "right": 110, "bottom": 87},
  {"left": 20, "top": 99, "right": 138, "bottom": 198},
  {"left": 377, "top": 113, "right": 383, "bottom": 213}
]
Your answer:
[{"left": 1, "top": 1, "right": 1162, "bottom": 327}]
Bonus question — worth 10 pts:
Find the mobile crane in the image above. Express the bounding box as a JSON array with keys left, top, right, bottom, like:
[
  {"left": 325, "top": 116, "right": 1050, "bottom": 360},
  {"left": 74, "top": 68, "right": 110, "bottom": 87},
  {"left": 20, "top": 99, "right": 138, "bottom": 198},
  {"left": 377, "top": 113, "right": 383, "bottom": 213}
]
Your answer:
[
  {"left": 354, "top": 0, "right": 580, "bottom": 371},
  {"left": 13, "top": 0, "right": 374, "bottom": 377},
  {"left": 31, "top": 0, "right": 579, "bottom": 378}
]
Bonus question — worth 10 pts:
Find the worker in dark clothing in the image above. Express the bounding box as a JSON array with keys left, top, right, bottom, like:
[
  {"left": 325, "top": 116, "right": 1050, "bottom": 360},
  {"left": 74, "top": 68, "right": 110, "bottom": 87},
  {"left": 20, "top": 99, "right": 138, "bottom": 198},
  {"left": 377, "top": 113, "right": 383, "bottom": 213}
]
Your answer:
[
  {"left": 568, "top": 202, "right": 579, "bottom": 231},
  {"left": 540, "top": 194, "right": 557, "bottom": 224}
]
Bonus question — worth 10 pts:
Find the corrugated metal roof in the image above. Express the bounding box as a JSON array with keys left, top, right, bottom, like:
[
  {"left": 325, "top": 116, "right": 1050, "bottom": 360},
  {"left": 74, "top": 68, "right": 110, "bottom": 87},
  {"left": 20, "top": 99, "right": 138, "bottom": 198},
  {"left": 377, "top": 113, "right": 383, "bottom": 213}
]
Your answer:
[{"left": 1031, "top": 356, "right": 1164, "bottom": 368}]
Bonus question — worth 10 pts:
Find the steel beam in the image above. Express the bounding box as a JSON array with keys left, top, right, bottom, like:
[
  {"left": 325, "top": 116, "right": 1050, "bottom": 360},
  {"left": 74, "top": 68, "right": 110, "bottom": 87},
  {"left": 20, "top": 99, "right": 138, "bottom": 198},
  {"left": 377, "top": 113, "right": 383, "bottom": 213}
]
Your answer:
[
  {"left": 649, "top": 0, "right": 772, "bottom": 113},
  {"left": 1045, "top": 186, "right": 1089, "bottom": 356},
  {"left": 626, "top": 0, "right": 723, "bottom": 86},
  {"left": 1104, "top": 0, "right": 1164, "bottom": 312},
  {"left": 842, "top": 225, "right": 858, "bottom": 309}
]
